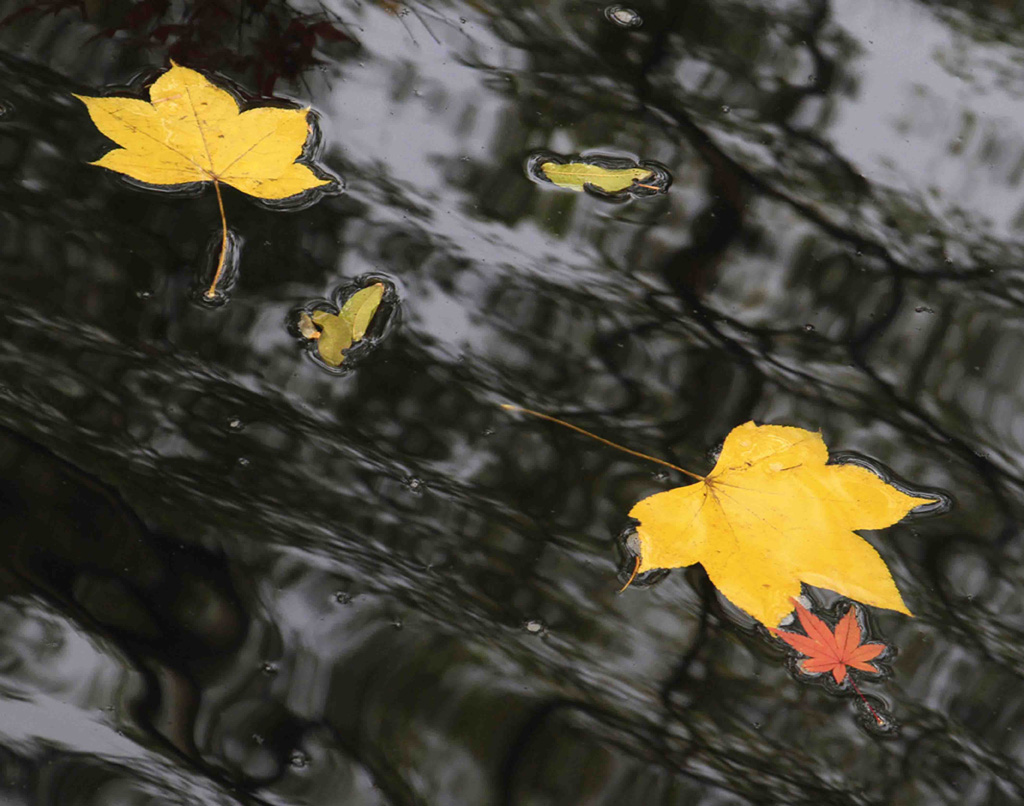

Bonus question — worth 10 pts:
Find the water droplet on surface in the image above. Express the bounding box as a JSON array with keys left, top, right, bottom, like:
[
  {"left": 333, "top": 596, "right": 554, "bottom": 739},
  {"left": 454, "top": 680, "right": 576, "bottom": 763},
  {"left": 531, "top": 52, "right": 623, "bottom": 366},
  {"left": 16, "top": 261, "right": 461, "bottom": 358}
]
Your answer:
[
  {"left": 289, "top": 751, "right": 309, "bottom": 769},
  {"left": 524, "top": 620, "right": 544, "bottom": 634},
  {"left": 604, "top": 5, "right": 642, "bottom": 27}
]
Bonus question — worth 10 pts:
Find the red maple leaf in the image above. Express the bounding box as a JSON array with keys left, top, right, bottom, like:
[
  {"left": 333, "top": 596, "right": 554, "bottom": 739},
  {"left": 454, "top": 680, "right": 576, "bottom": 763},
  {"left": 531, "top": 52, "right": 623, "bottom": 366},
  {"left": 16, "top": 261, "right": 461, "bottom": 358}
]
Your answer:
[
  {"left": 772, "top": 598, "right": 890, "bottom": 725},
  {"left": 771, "top": 598, "right": 885, "bottom": 684}
]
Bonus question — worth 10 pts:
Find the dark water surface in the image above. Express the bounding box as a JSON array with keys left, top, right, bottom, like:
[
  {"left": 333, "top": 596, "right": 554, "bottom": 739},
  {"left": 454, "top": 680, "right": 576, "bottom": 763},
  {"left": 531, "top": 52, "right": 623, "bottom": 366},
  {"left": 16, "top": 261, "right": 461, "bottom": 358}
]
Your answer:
[{"left": 0, "top": 0, "right": 1023, "bottom": 803}]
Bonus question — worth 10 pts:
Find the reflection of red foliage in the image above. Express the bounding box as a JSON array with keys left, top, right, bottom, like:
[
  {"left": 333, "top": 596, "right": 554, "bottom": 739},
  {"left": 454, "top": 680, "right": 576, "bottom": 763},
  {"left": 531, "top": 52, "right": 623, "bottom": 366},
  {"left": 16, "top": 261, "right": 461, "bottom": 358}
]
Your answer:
[
  {"left": 1, "top": 0, "right": 355, "bottom": 96},
  {"left": 0, "top": 0, "right": 83, "bottom": 27},
  {"left": 251, "top": 14, "right": 353, "bottom": 97}
]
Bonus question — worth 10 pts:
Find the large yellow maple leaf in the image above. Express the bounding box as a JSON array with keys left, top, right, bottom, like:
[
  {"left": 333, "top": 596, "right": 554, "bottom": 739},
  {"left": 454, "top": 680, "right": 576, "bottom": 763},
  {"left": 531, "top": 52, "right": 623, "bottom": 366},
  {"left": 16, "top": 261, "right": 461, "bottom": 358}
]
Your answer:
[
  {"left": 628, "top": 422, "right": 935, "bottom": 627},
  {"left": 75, "top": 63, "right": 331, "bottom": 298},
  {"left": 75, "top": 62, "right": 328, "bottom": 198}
]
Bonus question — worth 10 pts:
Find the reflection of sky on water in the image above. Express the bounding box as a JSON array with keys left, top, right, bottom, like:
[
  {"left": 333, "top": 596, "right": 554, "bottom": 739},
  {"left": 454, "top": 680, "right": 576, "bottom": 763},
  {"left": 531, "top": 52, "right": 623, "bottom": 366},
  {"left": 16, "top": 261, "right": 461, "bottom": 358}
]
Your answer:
[
  {"left": 830, "top": 0, "right": 1024, "bottom": 238},
  {"left": 309, "top": 3, "right": 681, "bottom": 357}
]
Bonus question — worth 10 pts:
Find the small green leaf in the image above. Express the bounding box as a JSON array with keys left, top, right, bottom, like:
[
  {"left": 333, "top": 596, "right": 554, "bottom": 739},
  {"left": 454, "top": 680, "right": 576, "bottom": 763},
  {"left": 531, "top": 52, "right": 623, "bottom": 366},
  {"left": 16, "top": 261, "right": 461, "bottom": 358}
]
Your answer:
[
  {"left": 541, "top": 162, "right": 654, "bottom": 193},
  {"left": 340, "top": 283, "right": 385, "bottom": 342},
  {"left": 311, "top": 310, "right": 353, "bottom": 366},
  {"left": 302, "top": 284, "right": 385, "bottom": 367}
]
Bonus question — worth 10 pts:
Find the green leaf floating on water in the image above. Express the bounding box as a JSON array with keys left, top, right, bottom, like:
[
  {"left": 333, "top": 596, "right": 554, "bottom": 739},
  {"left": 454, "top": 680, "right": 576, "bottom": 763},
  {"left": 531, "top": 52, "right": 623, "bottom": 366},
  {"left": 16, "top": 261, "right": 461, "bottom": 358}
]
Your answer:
[
  {"left": 540, "top": 161, "right": 654, "bottom": 193},
  {"left": 299, "top": 283, "right": 385, "bottom": 367}
]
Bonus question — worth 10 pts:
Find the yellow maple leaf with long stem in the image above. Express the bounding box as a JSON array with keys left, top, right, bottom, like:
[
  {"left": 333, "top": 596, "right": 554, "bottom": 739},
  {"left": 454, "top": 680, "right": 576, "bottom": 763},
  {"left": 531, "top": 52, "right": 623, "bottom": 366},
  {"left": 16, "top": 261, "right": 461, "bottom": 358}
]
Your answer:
[
  {"left": 75, "top": 63, "right": 332, "bottom": 300},
  {"left": 502, "top": 406, "right": 937, "bottom": 627}
]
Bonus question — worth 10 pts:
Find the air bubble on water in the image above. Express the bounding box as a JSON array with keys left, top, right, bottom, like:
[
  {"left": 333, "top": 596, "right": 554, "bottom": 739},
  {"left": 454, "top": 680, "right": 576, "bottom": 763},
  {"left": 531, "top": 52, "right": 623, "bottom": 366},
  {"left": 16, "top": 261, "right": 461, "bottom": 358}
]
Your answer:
[
  {"left": 253, "top": 733, "right": 265, "bottom": 745},
  {"left": 405, "top": 476, "right": 424, "bottom": 493},
  {"left": 803, "top": 323, "right": 816, "bottom": 332},
  {"left": 524, "top": 620, "right": 544, "bottom": 634},
  {"left": 260, "top": 662, "right": 278, "bottom": 676},
  {"left": 604, "top": 5, "right": 643, "bottom": 28},
  {"left": 237, "top": 457, "right": 251, "bottom": 468},
  {"left": 228, "top": 418, "right": 244, "bottom": 431},
  {"left": 652, "top": 469, "right": 670, "bottom": 482},
  {"left": 391, "top": 617, "right": 403, "bottom": 630},
  {"left": 289, "top": 751, "right": 309, "bottom": 769},
  {"left": 914, "top": 306, "right": 935, "bottom": 314},
  {"left": 334, "top": 591, "right": 353, "bottom": 605},
  {"left": 135, "top": 290, "right": 153, "bottom": 300},
  {"left": 721, "top": 105, "right": 731, "bottom": 114}
]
